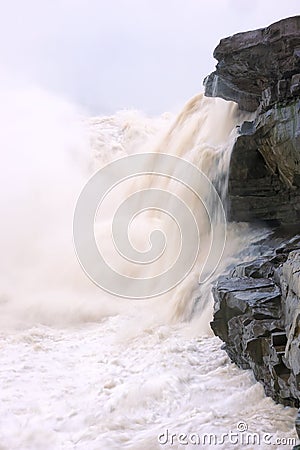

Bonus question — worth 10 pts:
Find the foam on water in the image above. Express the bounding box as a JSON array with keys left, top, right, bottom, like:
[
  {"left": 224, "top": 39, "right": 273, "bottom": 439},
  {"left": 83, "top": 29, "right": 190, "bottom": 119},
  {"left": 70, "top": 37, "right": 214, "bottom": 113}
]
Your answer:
[
  {"left": 0, "top": 87, "right": 297, "bottom": 449},
  {"left": 0, "top": 322, "right": 297, "bottom": 450}
]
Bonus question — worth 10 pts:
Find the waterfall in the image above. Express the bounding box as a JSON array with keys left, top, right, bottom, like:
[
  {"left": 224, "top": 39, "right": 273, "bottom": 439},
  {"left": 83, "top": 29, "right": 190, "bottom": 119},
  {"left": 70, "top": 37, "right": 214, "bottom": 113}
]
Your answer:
[
  {"left": 0, "top": 87, "right": 296, "bottom": 450},
  {"left": 0, "top": 90, "right": 251, "bottom": 327}
]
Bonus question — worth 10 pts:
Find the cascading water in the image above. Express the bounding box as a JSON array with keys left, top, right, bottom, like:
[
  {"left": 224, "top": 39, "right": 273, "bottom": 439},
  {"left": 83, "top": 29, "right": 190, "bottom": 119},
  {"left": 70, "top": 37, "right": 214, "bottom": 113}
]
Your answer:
[{"left": 0, "top": 88, "right": 297, "bottom": 449}]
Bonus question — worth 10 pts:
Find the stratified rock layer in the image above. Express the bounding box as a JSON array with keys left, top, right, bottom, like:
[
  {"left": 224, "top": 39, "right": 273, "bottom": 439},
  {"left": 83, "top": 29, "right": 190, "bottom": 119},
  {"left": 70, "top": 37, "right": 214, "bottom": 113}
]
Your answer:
[
  {"left": 229, "top": 100, "right": 300, "bottom": 224},
  {"left": 204, "top": 16, "right": 300, "bottom": 112},
  {"left": 204, "top": 16, "right": 300, "bottom": 225},
  {"left": 211, "top": 237, "right": 300, "bottom": 407},
  {"left": 205, "top": 16, "right": 300, "bottom": 436}
]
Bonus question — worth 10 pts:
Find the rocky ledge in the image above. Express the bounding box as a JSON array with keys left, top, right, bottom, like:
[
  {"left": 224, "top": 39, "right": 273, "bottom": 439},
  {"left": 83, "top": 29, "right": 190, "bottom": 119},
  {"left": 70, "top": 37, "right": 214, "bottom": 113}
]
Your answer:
[
  {"left": 205, "top": 15, "right": 300, "bottom": 226},
  {"left": 211, "top": 236, "right": 300, "bottom": 408},
  {"left": 205, "top": 16, "right": 300, "bottom": 443},
  {"left": 204, "top": 16, "right": 300, "bottom": 112}
]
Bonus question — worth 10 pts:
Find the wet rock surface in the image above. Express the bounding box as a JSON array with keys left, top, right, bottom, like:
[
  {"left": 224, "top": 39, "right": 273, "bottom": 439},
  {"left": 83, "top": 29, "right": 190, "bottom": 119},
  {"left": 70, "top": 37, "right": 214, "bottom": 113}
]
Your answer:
[
  {"left": 205, "top": 15, "right": 300, "bottom": 437},
  {"left": 228, "top": 99, "right": 300, "bottom": 225},
  {"left": 204, "top": 15, "right": 300, "bottom": 225},
  {"left": 211, "top": 236, "right": 300, "bottom": 408},
  {"left": 204, "top": 16, "right": 300, "bottom": 112}
]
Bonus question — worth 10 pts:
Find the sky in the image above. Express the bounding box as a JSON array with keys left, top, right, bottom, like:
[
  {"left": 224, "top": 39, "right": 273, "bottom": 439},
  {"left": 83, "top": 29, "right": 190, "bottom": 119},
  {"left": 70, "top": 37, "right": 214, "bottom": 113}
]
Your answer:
[{"left": 0, "top": 0, "right": 299, "bottom": 115}]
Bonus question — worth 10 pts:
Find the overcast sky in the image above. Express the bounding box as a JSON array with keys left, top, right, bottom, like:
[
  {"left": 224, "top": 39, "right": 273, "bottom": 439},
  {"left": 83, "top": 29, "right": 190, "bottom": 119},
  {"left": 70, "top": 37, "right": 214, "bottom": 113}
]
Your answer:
[{"left": 0, "top": 0, "right": 299, "bottom": 115}]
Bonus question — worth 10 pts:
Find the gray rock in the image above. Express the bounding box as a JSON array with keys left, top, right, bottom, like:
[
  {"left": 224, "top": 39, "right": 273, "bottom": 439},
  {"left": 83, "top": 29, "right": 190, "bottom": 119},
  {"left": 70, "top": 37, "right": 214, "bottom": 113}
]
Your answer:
[
  {"left": 228, "top": 100, "right": 300, "bottom": 225},
  {"left": 204, "top": 16, "right": 300, "bottom": 111},
  {"left": 206, "top": 16, "right": 300, "bottom": 436},
  {"left": 211, "top": 243, "right": 300, "bottom": 408},
  {"left": 204, "top": 16, "right": 300, "bottom": 226},
  {"left": 281, "top": 251, "right": 300, "bottom": 389},
  {"left": 296, "top": 409, "right": 300, "bottom": 438}
]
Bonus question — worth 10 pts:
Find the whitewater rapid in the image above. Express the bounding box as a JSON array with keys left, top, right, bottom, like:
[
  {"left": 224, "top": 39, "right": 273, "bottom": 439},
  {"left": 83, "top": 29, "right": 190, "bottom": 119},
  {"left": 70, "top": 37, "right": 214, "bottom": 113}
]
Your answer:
[
  {"left": 0, "top": 88, "right": 297, "bottom": 449},
  {"left": 1, "top": 322, "right": 297, "bottom": 450}
]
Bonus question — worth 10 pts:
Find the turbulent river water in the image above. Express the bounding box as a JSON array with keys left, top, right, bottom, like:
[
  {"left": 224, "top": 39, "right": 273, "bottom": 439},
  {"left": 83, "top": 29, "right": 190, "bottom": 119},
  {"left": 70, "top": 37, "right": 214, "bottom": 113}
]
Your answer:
[{"left": 0, "top": 88, "right": 298, "bottom": 449}]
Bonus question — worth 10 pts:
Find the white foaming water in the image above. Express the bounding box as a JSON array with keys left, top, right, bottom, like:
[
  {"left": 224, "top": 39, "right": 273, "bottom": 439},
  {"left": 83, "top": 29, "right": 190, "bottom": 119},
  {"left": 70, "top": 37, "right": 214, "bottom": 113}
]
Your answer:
[{"left": 0, "top": 88, "right": 297, "bottom": 449}]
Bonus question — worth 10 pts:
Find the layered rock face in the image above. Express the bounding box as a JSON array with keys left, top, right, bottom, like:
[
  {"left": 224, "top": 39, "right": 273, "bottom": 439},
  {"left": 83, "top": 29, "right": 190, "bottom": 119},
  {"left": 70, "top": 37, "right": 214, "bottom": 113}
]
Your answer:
[
  {"left": 211, "top": 237, "right": 300, "bottom": 407},
  {"left": 205, "top": 16, "right": 300, "bottom": 441},
  {"left": 204, "top": 16, "right": 300, "bottom": 112},
  {"left": 205, "top": 16, "right": 300, "bottom": 225},
  {"left": 228, "top": 99, "right": 300, "bottom": 225}
]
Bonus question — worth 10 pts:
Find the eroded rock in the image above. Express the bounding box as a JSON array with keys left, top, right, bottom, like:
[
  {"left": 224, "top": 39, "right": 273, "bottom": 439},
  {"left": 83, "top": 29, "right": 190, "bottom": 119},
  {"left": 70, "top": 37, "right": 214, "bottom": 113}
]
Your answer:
[
  {"left": 204, "top": 15, "right": 300, "bottom": 225},
  {"left": 206, "top": 15, "right": 300, "bottom": 435},
  {"left": 228, "top": 99, "right": 300, "bottom": 224},
  {"left": 204, "top": 16, "right": 300, "bottom": 111},
  {"left": 211, "top": 242, "right": 300, "bottom": 408}
]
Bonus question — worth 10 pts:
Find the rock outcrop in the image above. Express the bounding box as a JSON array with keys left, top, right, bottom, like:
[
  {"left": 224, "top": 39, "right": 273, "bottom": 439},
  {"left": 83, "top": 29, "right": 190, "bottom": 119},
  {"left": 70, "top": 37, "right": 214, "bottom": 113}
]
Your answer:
[
  {"left": 211, "top": 236, "right": 300, "bottom": 408},
  {"left": 204, "top": 16, "right": 300, "bottom": 225},
  {"left": 228, "top": 99, "right": 300, "bottom": 225},
  {"left": 205, "top": 16, "right": 300, "bottom": 442},
  {"left": 204, "top": 16, "right": 300, "bottom": 112}
]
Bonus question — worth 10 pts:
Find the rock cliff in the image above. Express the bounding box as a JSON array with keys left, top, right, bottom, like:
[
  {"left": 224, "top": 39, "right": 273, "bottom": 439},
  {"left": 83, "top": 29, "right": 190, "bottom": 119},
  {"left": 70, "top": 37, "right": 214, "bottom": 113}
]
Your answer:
[
  {"left": 204, "top": 16, "right": 300, "bottom": 112},
  {"left": 205, "top": 15, "right": 300, "bottom": 444},
  {"left": 211, "top": 236, "right": 300, "bottom": 408},
  {"left": 205, "top": 16, "right": 300, "bottom": 225}
]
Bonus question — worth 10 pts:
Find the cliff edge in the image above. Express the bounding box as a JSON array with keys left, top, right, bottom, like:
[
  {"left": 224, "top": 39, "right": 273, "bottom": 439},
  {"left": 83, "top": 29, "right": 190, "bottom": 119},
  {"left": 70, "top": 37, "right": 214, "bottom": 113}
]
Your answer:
[
  {"left": 205, "top": 16, "right": 300, "bottom": 225},
  {"left": 204, "top": 16, "right": 300, "bottom": 445}
]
